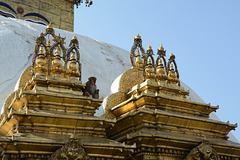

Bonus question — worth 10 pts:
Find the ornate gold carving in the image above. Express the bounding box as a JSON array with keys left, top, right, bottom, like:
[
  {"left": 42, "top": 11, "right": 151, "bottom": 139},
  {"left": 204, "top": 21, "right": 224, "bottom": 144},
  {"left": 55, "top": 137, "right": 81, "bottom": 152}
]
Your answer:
[
  {"left": 119, "top": 68, "right": 144, "bottom": 93},
  {"left": 35, "top": 47, "right": 48, "bottom": 76},
  {"left": 135, "top": 48, "right": 143, "bottom": 68},
  {"left": 168, "top": 63, "right": 180, "bottom": 85},
  {"left": 156, "top": 59, "right": 168, "bottom": 81},
  {"left": 145, "top": 59, "right": 155, "bottom": 80},
  {"left": 130, "top": 34, "right": 146, "bottom": 68},
  {"left": 167, "top": 53, "right": 180, "bottom": 86},
  {"left": 66, "top": 35, "right": 81, "bottom": 80},
  {"left": 130, "top": 35, "right": 180, "bottom": 84},
  {"left": 156, "top": 44, "right": 167, "bottom": 72},
  {"left": 185, "top": 140, "right": 220, "bottom": 160},
  {"left": 104, "top": 92, "right": 126, "bottom": 119},
  {"left": 49, "top": 133, "right": 91, "bottom": 160},
  {"left": 32, "top": 25, "right": 81, "bottom": 80}
]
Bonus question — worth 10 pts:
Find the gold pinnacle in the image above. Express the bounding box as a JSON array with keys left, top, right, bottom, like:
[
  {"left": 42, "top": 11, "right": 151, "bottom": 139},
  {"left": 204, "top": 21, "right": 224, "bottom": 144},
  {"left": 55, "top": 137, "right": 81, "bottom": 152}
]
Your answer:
[
  {"left": 55, "top": 47, "right": 61, "bottom": 56},
  {"left": 47, "top": 39, "right": 51, "bottom": 47},
  {"left": 135, "top": 33, "right": 141, "bottom": 39},
  {"left": 147, "top": 59, "right": 151, "bottom": 64},
  {"left": 159, "top": 44, "right": 164, "bottom": 51},
  {"left": 72, "top": 34, "right": 77, "bottom": 40},
  {"left": 158, "top": 59, "right": 162, "bottom": 64},
  {"left": 39, "top": 47, "right": 44, "bottom": 54},
  {"left": 136, "top": 48, "right": 140, "bottom": 56},
  {"left": 71, "top": 53, "right": 75, "bottom": 59},
  {"left": 47, "top": 22, "right": 53, "bottom": 29},
  {"left": 170, "top": 53, "right": 174, "bottom": 57},
  {"left": 147, "top": 44, "right": 152, "bottom": 50}
]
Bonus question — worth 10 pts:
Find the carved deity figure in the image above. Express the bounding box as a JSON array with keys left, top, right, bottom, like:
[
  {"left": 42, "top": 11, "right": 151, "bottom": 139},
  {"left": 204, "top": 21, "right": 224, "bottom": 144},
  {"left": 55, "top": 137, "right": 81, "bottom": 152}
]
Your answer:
[
  {"left": 84, "top": 77, "right": 99, "bottom": 99},
  {"left": 49, "top": 134, "right": 91, "bottom": 160},
  {"left": 185, "top": 140, "right": 220, "bottom": 160}
]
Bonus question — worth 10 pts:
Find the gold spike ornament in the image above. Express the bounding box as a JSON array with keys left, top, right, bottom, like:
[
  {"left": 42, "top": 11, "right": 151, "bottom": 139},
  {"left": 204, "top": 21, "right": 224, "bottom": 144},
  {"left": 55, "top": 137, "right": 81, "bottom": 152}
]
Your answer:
[
  {"left": 135, "top": 48, "right": 143, "bottom": 68},
  {"left": 145, "top": 59, "right": 155, "bottom": 80},
  {"left": 156, "top": 59, "right": 168, "bottom": 81},
  {"left": 51, "top": 47, "right": 64, "bottom": 77},
  {"left": 168, "top": 64, "right": 180, "bottom": 85},
  {"left": 35, "top": 47, "right": 47, "bottom": 76}
]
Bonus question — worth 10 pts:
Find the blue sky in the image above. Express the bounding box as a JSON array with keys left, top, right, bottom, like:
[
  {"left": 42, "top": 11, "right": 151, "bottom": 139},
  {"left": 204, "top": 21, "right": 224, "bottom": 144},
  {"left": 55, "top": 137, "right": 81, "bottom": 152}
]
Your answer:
[{"left": 74, "top": 1, "right": 240, "bottom": 140}]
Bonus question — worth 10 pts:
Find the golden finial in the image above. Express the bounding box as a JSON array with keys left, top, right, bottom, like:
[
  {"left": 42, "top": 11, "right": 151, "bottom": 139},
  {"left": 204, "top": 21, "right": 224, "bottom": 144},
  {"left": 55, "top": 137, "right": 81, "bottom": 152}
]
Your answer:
[
  {"left": 67, "top": 52, "right": 80, "bottom": 79},
  {"left": 135, "top": 33, "right": 141, "bottom": 39},
  {"left": 47, "top": 22, "right": 53, "bottom": 29},
  {"left": 55, "top": 47, "right": 61, "bottom": 56},
  {"left": 147, "top": 58, "right": 151, "bottom": 64},
  {"left": 136, "top": 48, "right": 140, "bottom": 56},
  {"left": 145, "top": 58, "right": 155, "bottom": 80},
  {"left": 159, "top": 59, "right": 162, "bottom": 64},
  {"left": 72, "top": 34, "right": 77, "bottom": 40},
  {"left": 147, "top": 44, "right": 152, "bottom": 51},
  {"left": 159, "top": 44, "right": 164, "bottom": 51},
  {"left": 156, "top": 59, "right": 168, "bottom": 81},
  {"left": 51, "top": 47, "right": 63, "bottom": 77},
  {"left": 47, "top": 39, "right": 51, "bottom": 47},
  {"left": 135, "top": 48, "right": 143, "bottom": 68},
  {"left": 170, "top": 53, "right": 174, "bottom": 57},
  {"left": 39, "top": 47, "right": 44, "bottom": 55},
  {"left": 71, "top": 53, "right": 76, "bottom": 59},
  {"left": 170, "top": 64, "right": 173, "bottom": 70},
  {"left": 35, "top": 47, "right": 47, "bottom": 76},
  {"left": 168, "top": 63, "right": 179, "bottom": 85}
]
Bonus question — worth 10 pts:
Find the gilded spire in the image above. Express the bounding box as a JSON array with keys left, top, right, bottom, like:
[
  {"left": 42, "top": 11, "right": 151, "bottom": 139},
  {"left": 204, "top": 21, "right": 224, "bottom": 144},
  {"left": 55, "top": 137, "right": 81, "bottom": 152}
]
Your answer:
[
  {"left": 66, "top": 53, "right": 80, "bottom": 80},
  {"left": 47, "top": 39, "right": 51, "bottom": 47},
  {"left": 55, "top": 47, "right": 61, "bottom": 56},
  {"left": 39, "top": 47, "right": 44, "bottom": 55},
  {"left": 47, "top": 22, "right": 53, "bottom": 29},
  {"left": 156, "top": 59, "right": 168, "bottom": 81},
  {"left": 71, "top": 52, "right": 76, "bottom": 59},
  {"left": 145, "top": 59, "right": 155, "bottom": 80},
  {"left": 72, "top": 34, "right": 77, "bottom": 40},
  {"left": 35, "top": 47, "right": 47, "bottom": 76},
  {"left": 135, "top": 33, "right": 141, "bottom": 40},
  {"left": 159, "top": 44, "right": 164, "bottom": 51},
  {"left": 168, "top": 63, "right": 179, "bottom": 85},
  {"left": 135, "top": 48, "right": 143, "bottom": 68},
  {"left": 51, "top": 48, "right": 63, "bottom": 77},
  {"left": 147, "top": 44, "right": 152, "bottom": 51}
]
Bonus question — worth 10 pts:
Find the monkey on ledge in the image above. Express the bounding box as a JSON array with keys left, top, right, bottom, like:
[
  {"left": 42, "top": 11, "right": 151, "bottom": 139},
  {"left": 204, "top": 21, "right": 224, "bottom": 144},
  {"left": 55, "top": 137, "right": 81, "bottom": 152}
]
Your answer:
[{"left": 83, "top": 77, "right": 99, "bottom": 99}]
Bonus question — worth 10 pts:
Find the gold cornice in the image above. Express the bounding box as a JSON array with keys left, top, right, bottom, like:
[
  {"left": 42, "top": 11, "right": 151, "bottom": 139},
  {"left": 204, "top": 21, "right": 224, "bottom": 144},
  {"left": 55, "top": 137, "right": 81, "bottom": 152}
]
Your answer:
[
  {"left": 110, "top": 93, "right": 218, "bottom": 118},
  {"left": 125, "top": 130, "right": 240, "bottom": 151},
  {"left": 0, "top": 134, "right": 136, "bottom": 159},
  {"left": 107, "top": 108, "right": 236, "bottom": 141}
]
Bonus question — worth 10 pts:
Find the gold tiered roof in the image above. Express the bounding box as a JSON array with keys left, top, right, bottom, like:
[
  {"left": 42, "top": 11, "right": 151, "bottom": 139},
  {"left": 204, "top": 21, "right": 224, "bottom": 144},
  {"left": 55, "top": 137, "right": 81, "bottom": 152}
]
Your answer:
[
  {"left": 0, "top": 26, "right": 135, "bottom": 159},
  {"left": 104, "top": 34, "right": 240, "bottom": 159}
]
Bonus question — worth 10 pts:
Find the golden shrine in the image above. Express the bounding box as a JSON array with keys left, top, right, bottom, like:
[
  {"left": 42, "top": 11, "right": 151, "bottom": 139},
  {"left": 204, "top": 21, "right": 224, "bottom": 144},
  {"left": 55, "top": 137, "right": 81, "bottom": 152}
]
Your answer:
[
  {"left": 0, "top": 24, "right": 239, "bottom": 160},
  {"left": 0, "top": 25, "right": 135, "bottom": 159},
  {"left": 103, "top": 34, "right": 240, "bottom": 159}
]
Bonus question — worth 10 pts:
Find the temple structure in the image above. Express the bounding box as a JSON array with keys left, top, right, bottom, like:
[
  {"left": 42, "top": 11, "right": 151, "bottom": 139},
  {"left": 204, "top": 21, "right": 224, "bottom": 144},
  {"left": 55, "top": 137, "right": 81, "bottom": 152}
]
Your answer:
[
  {"left": 0, "top": 18, "right": 239, "bottom": 160},
  {"left": 103, "top": 34, "right": 240, "bottom": 159},
  {"left": 0, "top": 0, "right": 92, "bottom": 31},
  {"left": 0, "top": 25, "right": 135, "bottom": 159}
]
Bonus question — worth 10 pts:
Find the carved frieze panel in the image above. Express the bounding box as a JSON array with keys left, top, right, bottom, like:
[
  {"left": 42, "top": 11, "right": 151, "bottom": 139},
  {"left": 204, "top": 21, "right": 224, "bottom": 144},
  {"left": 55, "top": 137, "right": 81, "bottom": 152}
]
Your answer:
[
  {"left": 49, "top": 134, "right": 91, "bottom": 160},
  {"left": 185, "top": 140, "right": 220, "bottom": 160}
]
